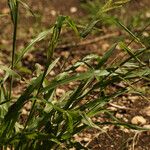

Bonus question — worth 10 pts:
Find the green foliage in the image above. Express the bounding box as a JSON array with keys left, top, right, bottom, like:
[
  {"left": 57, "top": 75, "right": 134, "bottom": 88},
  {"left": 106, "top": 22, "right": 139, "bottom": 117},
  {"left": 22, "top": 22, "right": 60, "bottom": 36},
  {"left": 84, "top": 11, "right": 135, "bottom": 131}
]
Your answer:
[{"left": 0, "top": 0, "right": 149, "bottom": 149}]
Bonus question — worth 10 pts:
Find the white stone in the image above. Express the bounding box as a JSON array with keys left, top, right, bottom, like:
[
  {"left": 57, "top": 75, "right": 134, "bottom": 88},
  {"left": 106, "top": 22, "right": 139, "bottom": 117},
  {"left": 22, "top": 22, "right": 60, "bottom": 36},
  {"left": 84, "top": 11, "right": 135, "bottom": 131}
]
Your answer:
[
  {"left": 128, "top": 96, "right": 139, "bottom": 102},
  {"left": 83, "top": 137, "right": 90, "bottom": 142},
  {"left": 115, "top": 113, "right": 123, "bottom": 119},
  {"left": 146, "top": 12, "right": 150, "bottom": 18},
  {"left": 56, "top": 88, "right": 65, "bottom": 95},
  {"left": 107, "top": 106, "right": 117, "bottom": 111},
  {"left": 75, "top": 66, "right": 87, "bottom": 72},
  {"left": 50, "top": 10, "right": 56, "bottom": 16},
  {"left": 24, "top": 101, "right": 32, "bottom": 111},
  {"left": 21, "top": 109, "right": 28, "bottom": 115},
  {"left": 131, "top": 116, "right": 146, "bottom": 125},
  {"left": 50, "top": 70, "right": 55, "bottom": 76},
  {"left": 70, "top": 7, "right": 77, "bottom": 13},
  {"left": 143, "top": 32, "right": 149, "bottom": 37},
  {"left": 143, "top": 106, "right": 150, "bottom": 116},
  {"left": 143, "top": 124, "right": 150, "bottom": 129}
]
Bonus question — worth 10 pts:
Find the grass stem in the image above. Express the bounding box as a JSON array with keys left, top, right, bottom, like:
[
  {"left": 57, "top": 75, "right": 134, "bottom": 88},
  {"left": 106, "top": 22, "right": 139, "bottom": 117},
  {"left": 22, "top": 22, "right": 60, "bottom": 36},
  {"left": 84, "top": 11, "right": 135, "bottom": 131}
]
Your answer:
[{"left": 9, "top": 1, "right": 19, "bottom": 100}]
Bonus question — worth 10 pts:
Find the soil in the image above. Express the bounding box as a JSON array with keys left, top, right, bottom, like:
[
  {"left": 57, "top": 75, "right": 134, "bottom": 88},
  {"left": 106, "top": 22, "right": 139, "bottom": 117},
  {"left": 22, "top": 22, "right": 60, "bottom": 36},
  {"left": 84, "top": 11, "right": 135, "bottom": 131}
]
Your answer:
[{"left": 0, "top": 0, "right": 150, "bottom": 150}]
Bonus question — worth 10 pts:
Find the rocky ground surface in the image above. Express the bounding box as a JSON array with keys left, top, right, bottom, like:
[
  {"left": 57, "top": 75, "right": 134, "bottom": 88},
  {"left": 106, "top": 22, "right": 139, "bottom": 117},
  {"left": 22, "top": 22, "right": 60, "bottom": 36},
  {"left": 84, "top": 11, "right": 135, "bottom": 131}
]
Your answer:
[{"left": 0, "top": 0, "right": 150, "bottom": 149}]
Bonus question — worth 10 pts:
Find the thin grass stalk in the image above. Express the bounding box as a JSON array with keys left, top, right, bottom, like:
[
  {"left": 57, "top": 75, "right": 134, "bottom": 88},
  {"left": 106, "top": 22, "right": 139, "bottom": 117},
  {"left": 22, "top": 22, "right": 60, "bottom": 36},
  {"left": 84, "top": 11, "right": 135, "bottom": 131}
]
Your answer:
[
  {"left": 8, "top": 0, "right": 19, "bottom": 100},
  {"left": 23, "top": 25, "right": 60, "bottom": 130},
  {"left": 16, "top": 18, "right": 63, "bottom": 148}
]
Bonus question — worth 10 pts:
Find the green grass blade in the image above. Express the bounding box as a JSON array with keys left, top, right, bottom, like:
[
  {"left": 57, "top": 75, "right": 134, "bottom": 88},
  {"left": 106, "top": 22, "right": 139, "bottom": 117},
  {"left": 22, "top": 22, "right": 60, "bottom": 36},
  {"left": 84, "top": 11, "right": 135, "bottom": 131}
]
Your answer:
[
  {"left": 14, "top": 29, "right": 53, "bottom": 66},
  {"left": 80, "top": 0, "right": 130, "bottom": 38},
  {"left": 80, "top": 19, "right": 99, "bottom": 38},
  {"left": 97, "top": 43, "right": 117, "bottom": 68},
  {"left": 80, "top": 112, "right": 101, "bottom": 130},
  {"left": 66, "top": 112, "right": 74, "bottom": 133},
  {"left": 41, "top": 69, "right": 109, "bottom": 93},
  {"left": 65, "top": 16, "right": 79, "bottom": 35},
  {"left": 18, "top": 0, "right": 35, "bottom": 17},
  {"left": 115, "top": 19, "right": 144, "bottom": 45},
  {"left": 0, "top": 65, "right": 20, "bottom": 79},
  {"left": 119, "top": 42, "right": 146, "bottom": 65},
  {"left": 8, "top": 0, "right": 18, "bottom": 24},
  {"left": 47, "top": 16, "right": 66, "bottom": 59},
  {"left": 0, "top": 74, "right": 43, "bottom": 138}
]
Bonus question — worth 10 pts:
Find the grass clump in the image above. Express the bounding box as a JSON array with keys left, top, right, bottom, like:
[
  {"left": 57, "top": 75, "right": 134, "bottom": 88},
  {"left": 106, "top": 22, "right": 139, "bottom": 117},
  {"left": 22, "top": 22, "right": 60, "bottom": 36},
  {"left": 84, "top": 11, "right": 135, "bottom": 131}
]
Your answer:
[{"left": 0, "top": 0, "right": 149, "bottom": 149}]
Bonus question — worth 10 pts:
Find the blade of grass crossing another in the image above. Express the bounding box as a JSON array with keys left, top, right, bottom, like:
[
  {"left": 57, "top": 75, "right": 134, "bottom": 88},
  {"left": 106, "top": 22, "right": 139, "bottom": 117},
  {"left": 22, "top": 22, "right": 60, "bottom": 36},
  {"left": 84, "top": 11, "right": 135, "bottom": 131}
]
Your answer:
[
  {"left": 18, "top": 0, "right": 35, "bottom": 17},
  {"left": 119, "top": 42, "right": 146, "bottom": 65},
  {"left": 96, "top": 43, "right": 117, "bottom": 68},
  {"left": 80, "top": 0, "right": 130, "bottom": 38},
  {"left": 47, "top": 16, "right": 66, "bottom": 60},
  {"left": 14, "top": 29, "right": 53, "bottom": 66},
  {"left": 41, "top": 69, "right": 109, "bottom": 93},
  {"left": 115, "top": 19, "right": 144, "bottom": 46},
  {"left": 0, "top": 74, "right": 43, "bottom": 139}
]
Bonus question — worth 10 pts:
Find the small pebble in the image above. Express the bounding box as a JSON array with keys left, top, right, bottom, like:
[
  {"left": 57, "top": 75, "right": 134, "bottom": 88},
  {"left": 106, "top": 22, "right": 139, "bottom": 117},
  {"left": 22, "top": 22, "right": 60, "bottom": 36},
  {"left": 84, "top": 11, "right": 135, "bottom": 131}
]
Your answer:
[
  {"left": 21, "top": 109, "right": 28, "bottom": 115},
  {"left": 56, "top": 88, "right": 65, "bottom": 95},
  {"left": 0, "top": 69, "right": 4, "bottom": 76},
  {"left": 24, "top": 101, "right": 32, "bottom": 111},
  {"left": 70, "top": 7, "right": 77, "bottom": 13},
  {"left": 61, "top": 51, "right": 69, "bottom": 58},
  {"left": 143, "top": 125, "right": 150, "bottom": 135},
  {"left": 102, "top": 43, "right": 109, "bottom": 50},
  {"left": 92, "top": 117, "right": 96, "bottom": 122},
  {"left": 146, "top": 12, "right": 150, "bottom": 18},
  {"left": 124, "top": 128, "right": 130, "bottom": 133},
  {"left": 131, "top": 116, "right": 146, "bottom": 125},
  {"left": 143, "top": 32, "right": 149, "bottom": 37},
  {"left": 128, "top": 95, "right": 139, "bottom": 102},
  {"left": 107, "top": 106, "right": 117, "bottom": 111},
  {"left": 122, "top": 96, "right": 127, "bottom": 101},
  {"left": 2, "top": 8, "right": 9, "bottom": 14},
  {"left": 50, "top": 10, "right": 56, "bottom": 16},
  {"left": 83, "top": 137, "right": 90, "bottom": 142},
  {"left": 123, "top": 117, "right": 128, "bottom": 122},
  {"left": 115, "top": 113, "right": 123, "bottom": 119},
  {"left": 50, "top": 70, "right": 55, "bottom": 76},
  {"left": 143, "top": 106, "right": 150, "bottom": 116},
  {"left": 143, "top": 124, "right": 150, "bottom": 129},
  {"left": 75, "top": 66, "right": 87, "bottom": 72},
  {"left": 69, "top": 148, "right": 76, "bottom": 150}
]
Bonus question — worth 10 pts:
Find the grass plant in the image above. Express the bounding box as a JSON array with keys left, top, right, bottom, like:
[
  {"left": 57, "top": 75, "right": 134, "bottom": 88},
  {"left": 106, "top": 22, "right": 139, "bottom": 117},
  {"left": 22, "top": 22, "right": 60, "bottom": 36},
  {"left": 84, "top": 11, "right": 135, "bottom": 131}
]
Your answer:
[{"left": 0, "top": 0, "right": 149, "bottom": 149}]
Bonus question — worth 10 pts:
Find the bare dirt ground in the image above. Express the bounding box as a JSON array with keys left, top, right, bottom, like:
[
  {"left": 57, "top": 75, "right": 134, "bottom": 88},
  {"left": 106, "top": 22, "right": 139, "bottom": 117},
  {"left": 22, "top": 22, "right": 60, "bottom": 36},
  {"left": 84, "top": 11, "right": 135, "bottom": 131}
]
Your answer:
[{"left": 0, "top": 0, "right": 150, "bottom": 149}]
